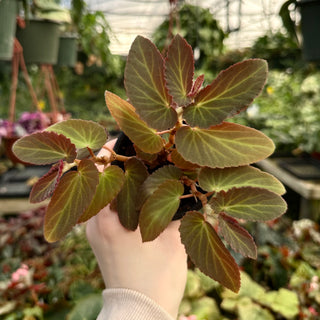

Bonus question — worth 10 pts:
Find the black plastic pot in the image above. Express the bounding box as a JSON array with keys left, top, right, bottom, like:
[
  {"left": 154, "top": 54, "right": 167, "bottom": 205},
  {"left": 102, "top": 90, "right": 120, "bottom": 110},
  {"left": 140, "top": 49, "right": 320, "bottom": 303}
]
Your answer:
[
  {"left": 298, "top": 0, "right": 320, "bottom": 62},
  {"left": 112, "top": 132, "right": 202, "bottom": 220}
]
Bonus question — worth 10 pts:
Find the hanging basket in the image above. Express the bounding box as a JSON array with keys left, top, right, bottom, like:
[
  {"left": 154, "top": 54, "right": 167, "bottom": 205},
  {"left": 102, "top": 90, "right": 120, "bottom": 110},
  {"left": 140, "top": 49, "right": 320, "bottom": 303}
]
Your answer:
[
  {"left": 57, "top": 34, "right": 78, "bottom": 67},
  {"left": 0, "top": 0, "right": 18, "bottom": 61},
  {"left": 298, "top": 0, "right": 320, "bottom": 62},
  {"left": 16, "top": 18, "right": 60, "bottom": 65}
]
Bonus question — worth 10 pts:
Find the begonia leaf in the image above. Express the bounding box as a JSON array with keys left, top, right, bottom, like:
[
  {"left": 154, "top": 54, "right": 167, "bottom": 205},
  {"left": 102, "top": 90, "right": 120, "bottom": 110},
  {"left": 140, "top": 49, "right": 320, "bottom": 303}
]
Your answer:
[
  {"left": 46, "top": 119, "right": 108, "bottom": 154},
  {"left": 188, "top": 74, "right": 204, "bottom": 98},
  {"left": 175, "top": 123, "right": 274, "bottom": 168},
  {"left": 218, "top": 213, "right": 257, "bottom": 259},
  {"left": 44, "top": 159, "right": 99, "bottom": 242},
  {"left": 183, "top": 59, "right": 268, "bottom": 128},
  {"left": 105, "top": 91, "right": 164, "bottom": 154},
  {"left": 78, "top": 165, "right": 125, "bottom": 223},
  {"left": 139, "top": 180, "right": 184, "bottom": 242},
  {"left": 198, "top": 166, "right": 285, "bottom": 195},
  {"left": 124, "top": 35, "right": 177, "bottom": 130},
  {"left": 137, "top": 165, "right": 182, "bottom": 209},
  {"left": 209, "top": 187, "right": 287, "bottom": 221},
  {"left": 30, "top": 161, "right": 64, "bottom": 203},
  {"left": 165, "top": 34, "right": 193, "bottom": 106},
  {"left": 180, "top": 211, "right": 240, "bottom": 292},
  {"left": 134, "top": 145, "right": 158, "bottom": 164},
  {"left": 116, "top": 158, "right": 149, "bottom": 230},
  {"left": 12, "top": 131, "right": 77, "bottom": 165},
  {"left": 168, "top": 149, "right": 200, "bottom": 170}
]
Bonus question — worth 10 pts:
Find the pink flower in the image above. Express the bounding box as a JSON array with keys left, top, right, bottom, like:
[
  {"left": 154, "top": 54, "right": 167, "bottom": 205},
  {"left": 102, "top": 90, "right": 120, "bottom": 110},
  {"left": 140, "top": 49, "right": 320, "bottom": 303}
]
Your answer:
[
  {"left": 308, "top": 307, "right": 318, "bottom": 316},
  {"left": 11, "top": 264, "right": 29, "bottom": 283}
]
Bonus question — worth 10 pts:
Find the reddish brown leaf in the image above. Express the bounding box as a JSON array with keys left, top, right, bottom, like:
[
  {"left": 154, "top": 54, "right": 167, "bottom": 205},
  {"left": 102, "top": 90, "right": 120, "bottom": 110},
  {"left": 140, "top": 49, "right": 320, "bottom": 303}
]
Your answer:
[
  {"left": 44, "top": 159, "right": 99, "bottom": 242},
  {"left": 218, "top": 213, "right": 257, "bottom": 259},
  {"left": 12, "top": 131, "right": 77, "bottom": 165},
  {"left": 30, "top": 161, "right": 64, "bottom": 203},
  {"left": 124, "top": 35, "right": 177, "bottom": 130},
  {"left": 165, "top": 34, "right": 193, "bottom": 106},
  {"left": 180, "top": 211, "right": 241, "bottom": 292},
  {"left": 116, "top": 158, "right": 149, "bottom": 230}
]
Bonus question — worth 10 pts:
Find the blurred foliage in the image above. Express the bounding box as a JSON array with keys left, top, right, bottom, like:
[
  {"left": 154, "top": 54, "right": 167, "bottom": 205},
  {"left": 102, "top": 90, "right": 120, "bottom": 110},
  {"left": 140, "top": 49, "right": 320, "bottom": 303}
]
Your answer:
[
  {"left": 153, "top": 3, "right": 226, "bottom": 78},
  {"left": 234, "top": 70, "right": 320, "bottom": 154},
  {"left": 179, "top": 217, "right": 320, "bottom": 320},
  {"left": 0, "top": 207, "right": 104, "bottom": 320}
]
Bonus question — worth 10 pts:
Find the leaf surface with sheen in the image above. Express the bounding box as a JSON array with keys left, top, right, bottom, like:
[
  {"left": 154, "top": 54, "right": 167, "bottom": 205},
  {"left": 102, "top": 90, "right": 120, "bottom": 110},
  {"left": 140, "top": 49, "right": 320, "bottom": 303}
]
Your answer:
[
  {"left": 30, "top": 161, "right": 63, "bottom": 203},
  {"left": 198, "top": 166, "right": 285, "bottom": 195},
  {"left": 165, "top": 34, "right": 193, "bottom": 106},
  {"left": 79, "top": 165, "right": 125, "bottom": 223},
  {"left": 44, "top": 159, "right": 99, "bottom": 242},
  {"left": 139, "top": 180, "right": 184, "bottom": 241},
  {"left": 137, "top": 165, "right": 182, "bottom": 209},
  {"left": 46, "top": 119, "right": 108, "bottom": 151},
  {"left": 209, "top": 187, "right": 287, "bottom": 221},
  {"left": 12, "top": 131, "right": 77, "bottom": 165},
  {"left": 180, "top": 211, "right": 240, "bottom": 292},
  {"left": 175, "top": 123, "right": 274, "bottom": 168},
  {"left": 218, "top": 213, "right": 257, "bottom": 259},
  {"left": 183, "top": 59, "right": 268, "bottom": 128},
  {"left": 124, "top": 35, "right": 177, "bottom": 130},
  {"left": 105, "top": 91, "right": 164, "bottom": 154},
  {"left": 116, "top": 158, "right": 149, "bottom": 230}
]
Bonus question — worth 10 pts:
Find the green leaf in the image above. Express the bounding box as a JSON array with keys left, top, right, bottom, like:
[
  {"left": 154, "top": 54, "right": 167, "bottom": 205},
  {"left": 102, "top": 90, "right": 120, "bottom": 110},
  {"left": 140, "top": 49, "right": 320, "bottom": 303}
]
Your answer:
[
  {"left": 67, "top": 294, "right": 103, "bottom": 320},
  {"left": 137, "top": 165, "right": 182, "bottom": 209},
  {"left": 165, "top": 34, "right": 193, "bottom": 106},
  {"left": 116, "top": 158, "right": 149, "bottom": 230},
  {"left": 44, "top": 159, "right": 99, "bottom": 242},
  {"left": 105, "top": 91, "right": 164, "bottom": 154},
  {"left": 175, "top": 123, "right": 275, "bottom": 168},
  {"left": 78, "top": 165, "right": 125, "bottom": 223},
  {"left": 218, "top": 213, "right": 257, "bottom": 259},
  {"left": 139, "top": 180, "right": 184, "bottom": 241},
  {"left": 168, "top": 149, "right": 200, "bottom": 170},
  {"left": 30, "top": 161, "right": 63, "bottom": 203},
  {"left": 183, "top": 59, "right": 268, "bottom": 128},
  {"left": 134, "top": 145, "right": 158, "bottom": 164},
  {"left": 261, "top": 288, "right": 299, "bottom": 319},
  {"left": 209, "top": 187, "right": 287, "bottom": 221},
  {"left": 12, "top": 131, "right": 77, "bottom": 165},
  {"left": 124, "top": 35, "right": 177, "bottom": 130},
  {"left": 46, "top": 119, "right": 108, "bottom": 157},
  {"left": 180, "top": 211, "right": 240, "bottom": 292},
  {"left": 198, "top": 166, "right": 285, "bottom": 195}
]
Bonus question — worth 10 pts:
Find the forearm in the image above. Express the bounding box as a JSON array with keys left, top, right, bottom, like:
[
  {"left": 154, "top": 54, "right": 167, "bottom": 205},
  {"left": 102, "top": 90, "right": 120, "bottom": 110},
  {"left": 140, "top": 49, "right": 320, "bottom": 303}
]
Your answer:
[{"left": 97, "top": 288, "right": 175, "bottom": 320}]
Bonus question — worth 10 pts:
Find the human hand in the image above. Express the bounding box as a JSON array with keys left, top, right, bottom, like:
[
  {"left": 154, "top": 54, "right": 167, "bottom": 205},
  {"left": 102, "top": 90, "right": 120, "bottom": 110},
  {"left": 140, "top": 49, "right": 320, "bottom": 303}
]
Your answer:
[{"left": 86, "top": 139, "right": 188, "bottom": 319}]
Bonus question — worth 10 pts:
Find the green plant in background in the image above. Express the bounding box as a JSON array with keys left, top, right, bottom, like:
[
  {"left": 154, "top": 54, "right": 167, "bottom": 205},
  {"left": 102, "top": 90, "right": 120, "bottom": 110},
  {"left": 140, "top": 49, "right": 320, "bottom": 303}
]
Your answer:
[
  {"left": 236, "top": 70, "right": 320, "bottom": 154},
  {"left": 12, "top": 35, "right": 287, "bottom": 293},
  {"left": 21, "top": 0, "right": 71, "bottom": 23},
  {"left": 0, "top": 208, "right": 104, "bottom": 320},
  {"left": 153, "top": 4, "right": 226, "bottom": 74}
]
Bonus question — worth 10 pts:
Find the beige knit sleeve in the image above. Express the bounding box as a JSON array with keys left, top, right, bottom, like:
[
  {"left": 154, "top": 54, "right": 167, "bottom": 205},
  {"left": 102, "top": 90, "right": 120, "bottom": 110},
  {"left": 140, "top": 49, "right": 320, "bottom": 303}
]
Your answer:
[{"left": 97, "top": 288, "right": 175, "bottom": 320}]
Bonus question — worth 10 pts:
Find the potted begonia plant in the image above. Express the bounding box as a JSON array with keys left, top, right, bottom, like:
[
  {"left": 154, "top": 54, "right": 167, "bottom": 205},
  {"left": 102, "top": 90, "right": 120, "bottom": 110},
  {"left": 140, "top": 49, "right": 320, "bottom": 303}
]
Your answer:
[{"left": 12, "top": 35, "right": 287, "bottom": 293}]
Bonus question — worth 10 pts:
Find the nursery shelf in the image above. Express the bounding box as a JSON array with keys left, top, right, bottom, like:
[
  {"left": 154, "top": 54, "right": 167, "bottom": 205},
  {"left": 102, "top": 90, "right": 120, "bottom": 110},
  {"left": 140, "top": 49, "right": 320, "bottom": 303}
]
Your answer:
[
  {"left": 257, "top": 158, "right": 320, "bottom": 221},
  {"left": 0, "top": 165, "right": 50, "bottom": 215}
]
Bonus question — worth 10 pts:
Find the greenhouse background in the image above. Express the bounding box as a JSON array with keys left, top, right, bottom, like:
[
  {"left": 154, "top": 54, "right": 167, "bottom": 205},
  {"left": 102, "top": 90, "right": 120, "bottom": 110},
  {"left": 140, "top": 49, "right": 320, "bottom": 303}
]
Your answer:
[{"left": 1, "top": 0, "right": 320, "bottom": 319}]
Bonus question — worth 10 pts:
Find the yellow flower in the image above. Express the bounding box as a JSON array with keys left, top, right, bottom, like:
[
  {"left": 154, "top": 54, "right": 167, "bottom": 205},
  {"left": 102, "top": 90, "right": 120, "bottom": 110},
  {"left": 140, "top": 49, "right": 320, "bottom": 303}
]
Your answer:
[
  {"left": 266, "top": 86, "right": 274, "bottom": 95},
  {"left": 38, "top": 100, "right": 46, "bottom": 111}
]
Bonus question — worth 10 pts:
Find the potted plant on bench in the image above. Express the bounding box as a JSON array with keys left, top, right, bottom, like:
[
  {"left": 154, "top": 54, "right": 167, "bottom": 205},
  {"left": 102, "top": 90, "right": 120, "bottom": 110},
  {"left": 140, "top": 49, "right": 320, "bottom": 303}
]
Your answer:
[{"left": 12, "top": 35, "right": 287, "bottom": 293}]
